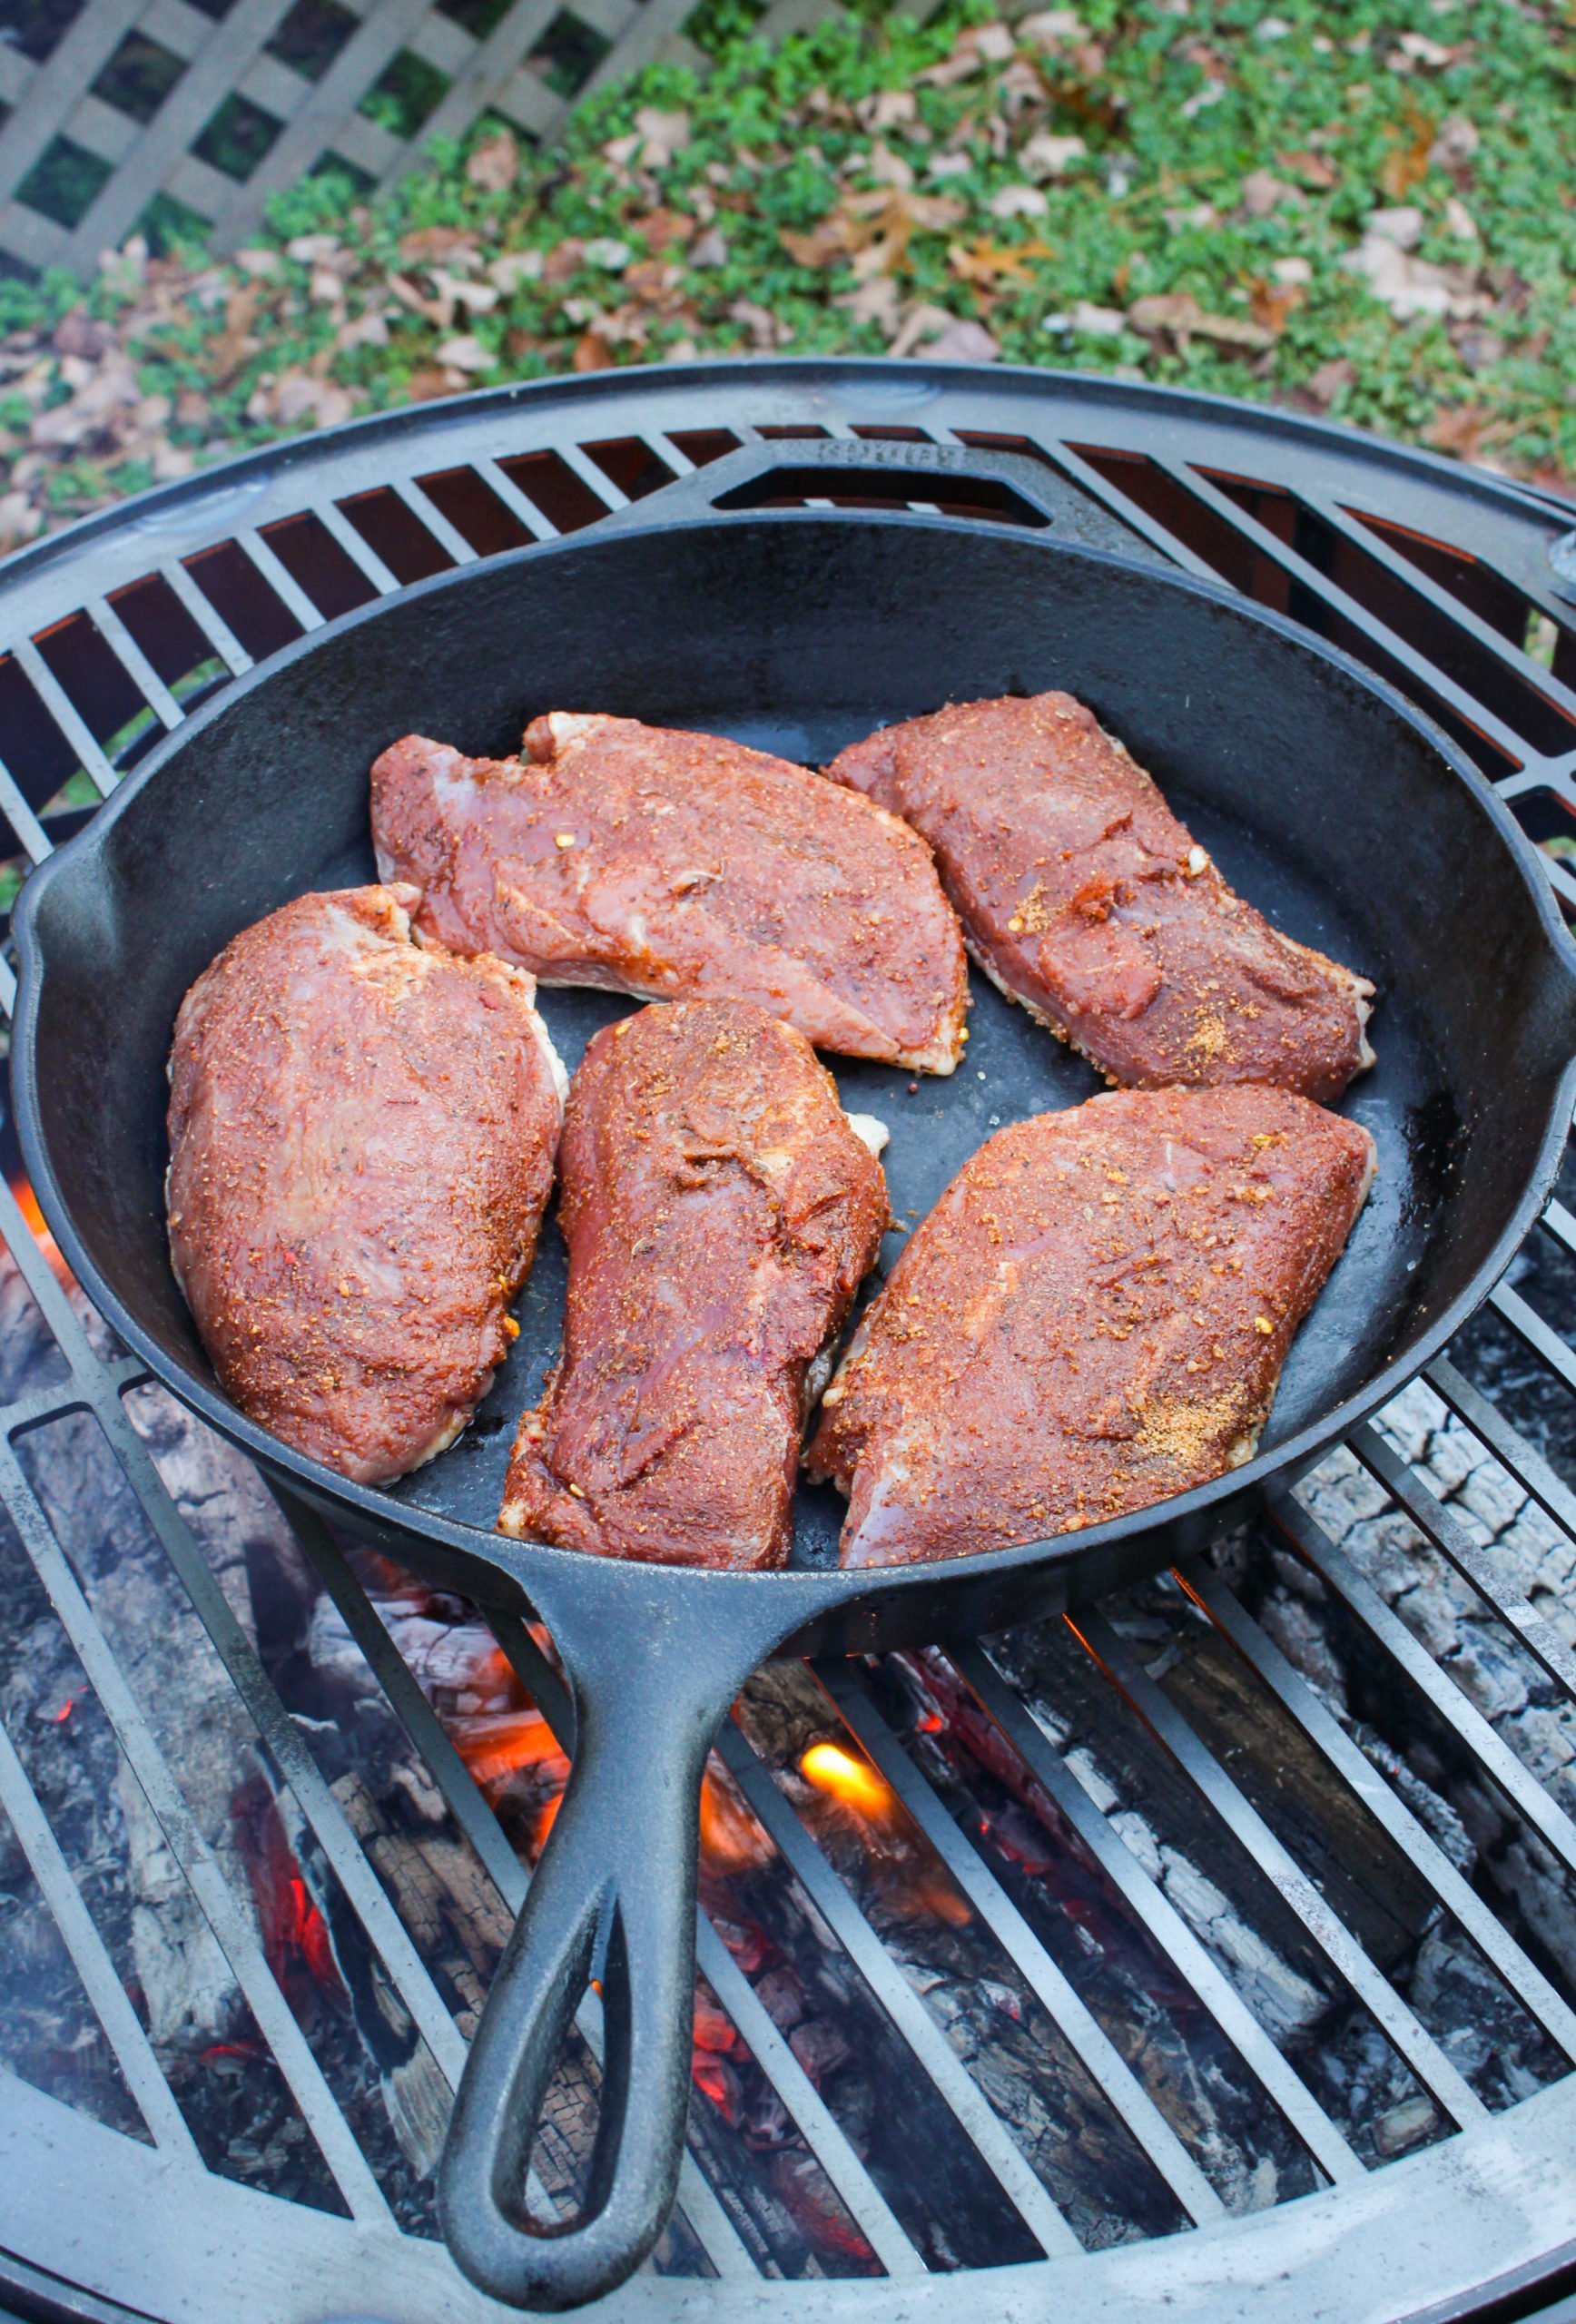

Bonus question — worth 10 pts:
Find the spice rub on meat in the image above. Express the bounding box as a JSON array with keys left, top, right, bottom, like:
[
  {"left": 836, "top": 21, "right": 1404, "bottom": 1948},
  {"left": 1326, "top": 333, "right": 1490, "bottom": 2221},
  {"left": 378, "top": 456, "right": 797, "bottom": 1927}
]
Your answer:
[
  {"left": 498, "top": 1000, "right": 888, "bottom": 1571},
  {"left": 371, "top": 714, "right": 968, "bottom": 1073},
  {"left": 806, "top": 1084, "right": 1374, "bottom": 1568},
  {"left": 826, "top": 692, "right": 1374, "bottom": 1102},
  {"left": 166, "top": 884, "right": 566, "bottom": 1486}
]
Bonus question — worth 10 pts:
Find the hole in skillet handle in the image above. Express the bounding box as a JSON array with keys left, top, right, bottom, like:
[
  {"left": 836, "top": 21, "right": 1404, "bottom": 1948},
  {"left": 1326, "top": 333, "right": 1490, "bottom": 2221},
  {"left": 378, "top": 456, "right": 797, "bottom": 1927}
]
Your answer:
[
  {"left": 595, "top": 436, "right": 1159, "bottom": 562},
  {"left": 438, "top": 1546, "right": 802, "bottom": 2312}
]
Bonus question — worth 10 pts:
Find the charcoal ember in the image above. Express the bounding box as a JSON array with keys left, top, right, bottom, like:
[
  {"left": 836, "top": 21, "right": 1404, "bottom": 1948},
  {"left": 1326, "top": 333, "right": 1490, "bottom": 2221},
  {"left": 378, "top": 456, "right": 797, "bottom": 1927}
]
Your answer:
[
  {"left": 788, "top": 2014, "right": 851, "bottom": 2080},
  {"left": 1280, "top": 1376, "right": 1576, "bottom": 1989}
]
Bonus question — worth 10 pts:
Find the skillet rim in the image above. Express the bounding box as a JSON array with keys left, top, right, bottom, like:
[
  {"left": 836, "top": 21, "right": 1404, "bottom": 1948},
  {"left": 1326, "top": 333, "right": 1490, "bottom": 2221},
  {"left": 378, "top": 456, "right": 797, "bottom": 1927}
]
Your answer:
[{"left": 12, "top": 501, "right": 1576, "bottom": 1615}]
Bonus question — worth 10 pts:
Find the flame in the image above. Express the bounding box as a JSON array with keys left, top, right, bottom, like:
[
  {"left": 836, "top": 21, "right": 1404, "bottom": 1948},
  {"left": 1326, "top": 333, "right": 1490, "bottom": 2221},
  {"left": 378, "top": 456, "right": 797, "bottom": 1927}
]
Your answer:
[
  {"left": 800, "top": 1741, "right": 895, "bottom": 1822},
  {"left": 453, "top": 1709, "right": 569, "bottom": 1790},
  {"left": 7, "top": 1177, "right": 73, "bottom": 1290},
  {"left": 530, "top": 1792, "right": 562, "bottom": 1858},
  {"left": 801, "top": 1741, "right": 972, "bottom": 1927},
  {"left": 699, "top": 1763, "right": 771, "bottom": 1874}
]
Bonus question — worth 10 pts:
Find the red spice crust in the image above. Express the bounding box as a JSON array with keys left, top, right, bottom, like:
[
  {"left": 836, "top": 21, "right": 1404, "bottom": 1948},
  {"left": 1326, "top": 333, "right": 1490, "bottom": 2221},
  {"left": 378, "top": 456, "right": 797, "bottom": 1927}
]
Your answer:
[
  {"left": 499, "top": 999, "right": 888, "bottom": 1570},
  {"left": 806, "top": 1083, "right": 1374, "bottom": 1568},
  {"left": 371, "top": 713, "right": 968, "bottom": 1073},
  {"left": 166, "top": 884, "right": 565, "bottom": 1485},
  {"left": 826, "top": 690, "right": 1374, "bottom": 1101}
]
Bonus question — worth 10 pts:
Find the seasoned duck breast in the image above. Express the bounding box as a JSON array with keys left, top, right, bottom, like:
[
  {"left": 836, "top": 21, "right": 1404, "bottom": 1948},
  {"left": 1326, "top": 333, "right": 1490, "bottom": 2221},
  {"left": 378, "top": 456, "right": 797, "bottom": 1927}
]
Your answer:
[
  {"left": 371, "top": 714, "right": 968, "bottom": 1072},
  {"left": 806, "top": 1083, "right": 1374, "bottom": 1567},
  {"left": 166, "top": 883, "right": 565, "bottom": 1485},
  {"left": 498, "top": 999, "right": 888, "bottom": 1570},
  {"left": 826, "top": 691, "right": 1374, "bottom": 1100}
]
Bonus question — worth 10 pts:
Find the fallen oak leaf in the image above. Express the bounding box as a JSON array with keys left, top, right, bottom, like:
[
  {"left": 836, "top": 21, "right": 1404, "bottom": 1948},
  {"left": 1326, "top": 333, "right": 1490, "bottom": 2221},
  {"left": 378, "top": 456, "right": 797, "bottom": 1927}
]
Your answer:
[
  {"left": 833, "top": 275, "right": 903, "bottom": 332},
  {"left": 948, "top": 236, "right": 1053, "bottom": 287},
  {"left": 466, "top": 128, "right": 519, "bottom": 192},
  {"left": 988, "top": 183, "right": 1049, "bottom": 219},
  {"left": 1019, "top": 130, "right": 1087, "bottom": 179},
  {"left": 633, "top": 106, "right": 690, "bottom": 168},
  {"left": 1276, "top": 148, "right": 1338, "bottom": 190},
  {"left": 435, "top": 333, "right": 494, "bottom": 373},
  {"left": 1128, "top": 292, "right": 1275, "bottom": 350},
  {"left": 909, "top": 312, "right": 1001, "bottom": 364},
  {"left": 386, "top": 272, "right": 451, "bottom": 327}
]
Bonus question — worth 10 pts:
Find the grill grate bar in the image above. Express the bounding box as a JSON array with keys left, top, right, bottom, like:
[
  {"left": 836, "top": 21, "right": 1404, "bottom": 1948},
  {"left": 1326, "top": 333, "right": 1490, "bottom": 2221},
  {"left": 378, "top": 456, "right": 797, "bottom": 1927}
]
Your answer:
[
  {"left": 1071, "top": 1609, "right": 1489, "bottom": 2128},
  {"left": 1032, "top": 439, "right": 1216, "bottom": 581},
  {"left": 689, "top": 1915, "right": 927, "bottom": 2279},
  {"left": 156, "top": 560, "right": 253, "bottom": 677},
  {"left": 10, "top": 639, "right": 119, "bottom": 797},
  {"left": 0, "top": 755, "right": 52, "bottom": 865},
  {"left": 712, "top": 1717, "right": 1083, "bottom": 2259},
  {"left": 391, "top": 479, "right": 478, "bottom": 569},
  {"left": 0, "top": 1203, "right": 481, "bottom": 2100},
  {"left": 1304, "top": 495, "right": 1576, "bottom": 734},
  {"left": 235, "top": 531, "right": 325, "bottom": 636},
  {"left": 950, "top": 1640, "right": 1364, "bottom": 2186},
  {"left": 552, "top": 442, "right": 630, "bottom": 515},
  {"left": 0, "top": 1425, "right": 391, "bottom": 2221},
  {"left": 85, "top": 598, "right": 184, "bottom": 734},
  {"left": 1349, "top": 1421, "right": 1576, "bottom": 1707},
  {"left": 0, "top": 1703, "right": 202, "bottom": 2162},
  {"left": 1427, "top": 1356, "right": 1576, "bottom": 1549},
  {"left": 818, "top": 1658, "right": 1227, "bottom": 2226},
  {"left": 311, "top": 501, "right": 402, "bottom": 597},
  {"left": 1148, "top": 456, "right": 1532, "bottom": 772},
  {"left": 1271, "top": 1493, "right": 1576, "bottom": 1879},
  {"left": 1490, "top": 1281, "right": 1576, "bottom": 1403},
  {"left": 473, "top": 458, "right": 560, "bottom": 542},
  {"left": 1177, "top": 1560, "right": 1576, "bottom": 2061},
  {"left": 283, "top": 1492, "right": 526, "bottom": 1905}
]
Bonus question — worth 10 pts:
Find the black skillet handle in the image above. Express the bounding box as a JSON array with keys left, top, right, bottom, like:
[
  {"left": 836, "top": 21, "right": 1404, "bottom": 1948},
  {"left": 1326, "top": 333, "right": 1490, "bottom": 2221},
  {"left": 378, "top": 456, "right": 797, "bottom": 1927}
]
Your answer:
[
  {"left": 438, "top": 1549, "right": 800, "bottom": 2312},
  {"left": 598, "top": 434, "right": 1152, "bottom": 557}
]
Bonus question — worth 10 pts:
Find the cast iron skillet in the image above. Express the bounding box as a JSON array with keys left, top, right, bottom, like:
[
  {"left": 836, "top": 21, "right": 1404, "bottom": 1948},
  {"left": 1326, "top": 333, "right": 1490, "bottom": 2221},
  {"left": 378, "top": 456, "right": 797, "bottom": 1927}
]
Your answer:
[{"left": 14, "top": 439, "right": 1576, "bottom": 2310}]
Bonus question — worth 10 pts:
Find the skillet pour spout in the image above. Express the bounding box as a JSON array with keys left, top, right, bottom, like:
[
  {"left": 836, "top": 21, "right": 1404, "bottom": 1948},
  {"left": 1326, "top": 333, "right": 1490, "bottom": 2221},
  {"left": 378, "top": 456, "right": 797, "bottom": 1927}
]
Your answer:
[{"left": 12, "top": 431, "right": 1576, "bottom": 2308}]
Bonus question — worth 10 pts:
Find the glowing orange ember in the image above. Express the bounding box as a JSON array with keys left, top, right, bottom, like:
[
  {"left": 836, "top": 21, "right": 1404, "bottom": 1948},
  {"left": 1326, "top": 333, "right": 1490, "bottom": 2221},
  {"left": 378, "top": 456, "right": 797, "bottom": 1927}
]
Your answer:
[
  {"left": 8, "top": 1177, "right": 73, "bottom": 1290},
  {"left": 453, "top": 1710, "right": 569, "bottom": 1790},
  {"left": 698, "top": 1764, "right": 771, "bottom": 1874},
  {"left": 800, "top": 1742, "right": 894, "bottom": 1821}
]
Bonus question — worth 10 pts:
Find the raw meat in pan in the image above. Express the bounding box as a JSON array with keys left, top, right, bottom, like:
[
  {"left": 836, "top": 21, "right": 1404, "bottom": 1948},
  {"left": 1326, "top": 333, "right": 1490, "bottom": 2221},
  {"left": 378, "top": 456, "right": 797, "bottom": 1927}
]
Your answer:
[
  {"left": 825, "top": 691, "right": 1374, "bottom": 1102},
  {"left": 805, "top": 1084, "right": 1374, "bottom": 1568},
  {"left": 498, "top": 999, "right": 888, "bottom": 1571},
  {"left": 166, "top": 883, "right": 566, "bottom": 1486},
  {"left": 370, "top": 714, "right": 968, "bottom": 1072}
]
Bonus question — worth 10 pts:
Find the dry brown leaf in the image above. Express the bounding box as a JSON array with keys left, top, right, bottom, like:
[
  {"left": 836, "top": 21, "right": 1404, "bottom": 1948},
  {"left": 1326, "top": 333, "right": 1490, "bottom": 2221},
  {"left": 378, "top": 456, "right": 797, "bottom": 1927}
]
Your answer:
[
  {"left": 1277, "top": 148, "right": 1338, "bottom": 190},
  {"left": 947, "top": 236, "right": 1053, "bottom": 287},
  {"left": 634, "top": 107, "right": 690, "bottom": 168},
  {"left": 1423, "top": 403, "right": 1514, "bottom": 459},
  {"left": 1246, "top": 276, "right": 1304, "bottom": 333},
  {"left": 387, "top": 272, "right": 450, "bottom": 327},
  {"left": 782, "top": 187, "right": 965, "bottom": 277},
  {"left": 572, "top": 332, "right": 616, "bottom": 371},
  {"left": 1379, "top": 102, "right": 1435, "bottom": 199},
  {"left": 1299, "top": 355, "right": 1355, "bottom": 409},
  {"left": 543, "top": 237, "right": 586, "bottom": 285},
  {"left": 833, "top": 276, "right": 904, "bottom": 332},
  {"left": 399, "top": 227, "right": 480, "bottom": 266},
  {"left": 855, "top": 89, "right": 917, "bottom": 131},
  {"left": 1128, "top": 293, "right": 1274, "bottom": 350},
  {"left": 1238, "top": 170, "right": 1300, "bottom": 218},
  {"left": 636, "top": 208, "right": 694, "bottom": 253},
  {"left": 466, "top": 129, "right": 519, "bottom": 193}
]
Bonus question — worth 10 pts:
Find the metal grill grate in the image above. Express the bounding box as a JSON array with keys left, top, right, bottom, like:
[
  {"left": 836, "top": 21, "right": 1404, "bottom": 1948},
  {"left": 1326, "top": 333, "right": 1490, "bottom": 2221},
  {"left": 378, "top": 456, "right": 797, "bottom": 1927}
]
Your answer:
[{"left": 1, "top": 362, "right": 1575, "bottom": 2323}]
